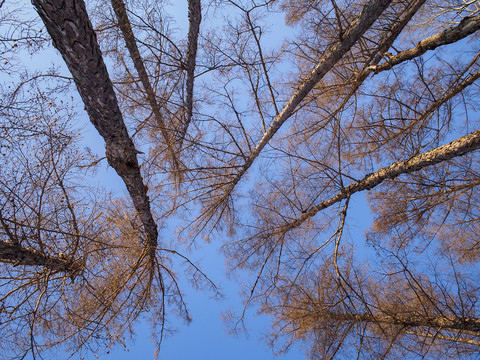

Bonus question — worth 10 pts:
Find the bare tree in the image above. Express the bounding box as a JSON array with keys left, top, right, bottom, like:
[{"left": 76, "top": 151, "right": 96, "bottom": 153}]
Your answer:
[
  {"left": 1, "top": 0, "right": 480, "bottom": 358},
  {"left": 206, "top": 0, "right": 480, "bottom": 358},
  {"left": 0, "top": 7, "right": 205, "bottom": 357}
]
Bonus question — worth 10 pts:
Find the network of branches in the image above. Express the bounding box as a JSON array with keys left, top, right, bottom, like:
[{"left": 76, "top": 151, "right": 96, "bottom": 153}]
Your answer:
[{"left": 1, "top": 0, "right": 480, "bottom": 358}]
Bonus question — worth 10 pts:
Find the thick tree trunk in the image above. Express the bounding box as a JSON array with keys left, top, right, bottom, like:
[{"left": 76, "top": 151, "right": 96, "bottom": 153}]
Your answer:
[
  {"left": 31, "top": 0, "right": 158, "bottom": 248},
  {"left": 0, "top": 240, "right": 83, "bottom": 275}
]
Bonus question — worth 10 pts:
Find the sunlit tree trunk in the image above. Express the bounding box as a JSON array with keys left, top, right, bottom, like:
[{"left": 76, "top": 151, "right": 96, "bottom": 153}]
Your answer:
[{"left": 272, "top": 129, "right": 480, "bottom": 235}]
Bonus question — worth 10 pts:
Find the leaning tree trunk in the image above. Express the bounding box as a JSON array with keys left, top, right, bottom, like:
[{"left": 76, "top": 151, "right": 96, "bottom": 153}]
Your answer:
[
  {"left": 269, "top": 128, "right": 480, "bottom": 236},
  {"left": 324, "top": 311, "right": 480, "bottom": 333},
  {"left": 0, "top": 240, "right": 83, "bottom": 276},
  {"left": 200, "top": 0, "right": 394, "bottom": 221},
  {"left": 31, "top": 0, "right": 158, "bottom": 249}
]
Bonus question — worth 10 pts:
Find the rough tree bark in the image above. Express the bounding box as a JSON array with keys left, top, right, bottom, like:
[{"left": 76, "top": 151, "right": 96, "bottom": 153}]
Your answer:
[
  {"left": 272, "top": 129, "right": 480, "bottom": 236},
  {"left": 178, "top": 0, "right": 201, "bottom": 148},
  {"left": 322, "top": 312, "right": 480, "bottom": 333},
  {"left": 31, "top": 0, "right": 158, "bottom": 248},
  {"left": 0, "top": 240, "right": 83, "bottom": 275}
]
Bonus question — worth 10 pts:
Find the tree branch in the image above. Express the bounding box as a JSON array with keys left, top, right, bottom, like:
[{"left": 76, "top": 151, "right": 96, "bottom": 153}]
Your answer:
[
  {"left": 274, "top": 129, "right": 480, "bottom": 235},
  {"left": 110, "top": 0, "right": 180, "bottom": 171},
  {"left": 0, "top": 240, "right": 83, "bottom": 276},
  {"left": 31, "top": 0, "right": 158, "bottom": 249},
  {"left": 316, "top": 0, "right": 426, "bottom": 134},
  {"left": 371, "top": 14, "right": 480, "bottom": 73}
]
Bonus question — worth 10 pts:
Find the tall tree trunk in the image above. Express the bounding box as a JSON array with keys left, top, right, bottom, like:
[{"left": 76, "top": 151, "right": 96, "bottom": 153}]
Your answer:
[
  {"left": 31, "top": 0, "right": 158, "bottom": 249},
  {"left": 178, "top": 0, "right": 201, "bottom": 149},
  {"left": 209, "top": 0, "right": 394, "bottom": 209}
]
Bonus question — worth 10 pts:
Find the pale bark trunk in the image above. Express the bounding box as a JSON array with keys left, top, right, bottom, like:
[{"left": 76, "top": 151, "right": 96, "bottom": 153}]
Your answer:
[
  {"left": 325, "top": 311, "right": 480, "bottom": 333},
  {"left": 217, "top": 0, "right": 394, "bottom": 201},
  {"left": 275, "top": 129, "right": 480, "bottom": 234},
  {"left": 31, "top": 0, "right": 158, "bottom": 248},
  {"left": 372, "top": 14, "right": 480, "bottom": 73},
  {"left": 405, "top": 330, "right": 480, "bottom": 346}
]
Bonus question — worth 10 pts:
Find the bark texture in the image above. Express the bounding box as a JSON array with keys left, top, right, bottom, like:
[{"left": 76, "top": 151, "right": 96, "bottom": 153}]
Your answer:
[
  {"left": 31, "top": 0, "right": 158, "bottom": 248},
  {"left": 0, "top": 240, "right": 83, "bottom": 275},
  {"left": 218, "top": 0, "right": 393, "bottom": 200},
  {"left": 179, "top": 0, "right": 201, "bottom": 147},
  {"left": 372, "top": 14, "right": 480, "bottom": 73},
  {"left": 275, "top": 129, "right": 480, "bottom": 235},
  {"left": 322, "top": 311, "right": 480, "bottom": 333}
]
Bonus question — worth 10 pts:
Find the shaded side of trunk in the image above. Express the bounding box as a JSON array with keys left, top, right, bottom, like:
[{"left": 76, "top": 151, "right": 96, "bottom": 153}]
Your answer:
[
  {"left": 31, "top": 0, "right": 158, "bottom": 247},
  {"left": 0, "top": 240, "right": 83, "bottom": 275},
  {"left": 178, "top": 0, "right": 201, "bottom": 148}
]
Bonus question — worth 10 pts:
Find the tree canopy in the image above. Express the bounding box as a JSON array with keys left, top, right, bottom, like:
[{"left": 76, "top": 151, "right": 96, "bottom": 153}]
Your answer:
[{"left": 1, "top": 0, "right": 480, "bottom": 358}]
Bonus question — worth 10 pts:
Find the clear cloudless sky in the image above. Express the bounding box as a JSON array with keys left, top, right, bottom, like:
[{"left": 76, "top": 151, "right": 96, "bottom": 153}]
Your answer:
[{"left": 102, "top": 3, "right": 305, "bottom": 358}]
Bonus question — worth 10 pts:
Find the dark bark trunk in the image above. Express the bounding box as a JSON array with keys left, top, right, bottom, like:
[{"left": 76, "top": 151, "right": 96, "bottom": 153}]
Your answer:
[
  {"left": 178, "top": 0, "right": 201, "bottom": 149},
  {"left": 0, "top": 240, "right": 83, "bottom": 275},
  {"left": 31, "top": 0, "right": 158, "bottom": 248}
]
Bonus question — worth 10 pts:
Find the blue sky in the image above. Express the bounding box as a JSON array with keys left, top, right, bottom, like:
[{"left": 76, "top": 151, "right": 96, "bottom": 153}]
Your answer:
[
  {"left": 4, "top": 1, "right": 378, "bottom": 359},
  {"left": 93, "top": 242, "right": 302, "bottom": 360},
  {"left": 104, "top": 4, "right": 309, "bottom": 357}
]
